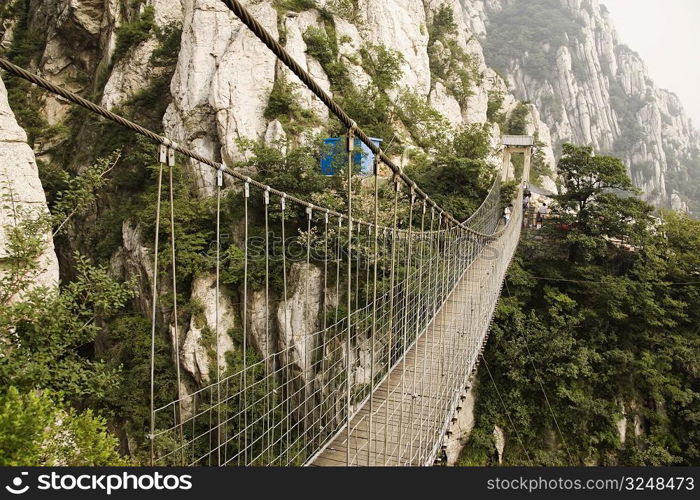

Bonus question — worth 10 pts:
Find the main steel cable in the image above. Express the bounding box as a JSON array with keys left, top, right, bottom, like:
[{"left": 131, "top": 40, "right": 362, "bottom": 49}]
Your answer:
[{"left": 219, "top": 0, "right": 465, "bottom": 229}]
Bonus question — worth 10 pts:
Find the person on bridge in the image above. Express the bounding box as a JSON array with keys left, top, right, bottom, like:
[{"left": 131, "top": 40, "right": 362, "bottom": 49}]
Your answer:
[
  {"left": 536, "top": 203, "right": 549, "bottom": 229},
  {"left": 522, "top": 194, "right": 531, "bottom": 228},
  {"left": 504, "top": 204, "right": 513, "bottom": 224}
]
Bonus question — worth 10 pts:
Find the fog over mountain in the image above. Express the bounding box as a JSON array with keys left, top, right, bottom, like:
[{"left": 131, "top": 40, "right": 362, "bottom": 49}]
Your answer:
[{"left": 604, "top": 0, "right": 700, "bottom": 128}]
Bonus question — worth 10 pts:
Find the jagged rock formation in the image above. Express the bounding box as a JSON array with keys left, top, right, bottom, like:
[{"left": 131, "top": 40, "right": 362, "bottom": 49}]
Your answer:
[
  {"left": 461, "top": 0, "right": 700, "bottom": 210},
  {"left": 2, "top": 0, "right": 697, "bottom": 463},
  {"left": 114, "top": 0, "right": 558, "bottom": 419},
  {"left": 181, "top": 274, "right": 236, "bottom": 384},
  {"left": 0, "top": 75, "right": 59, "bottom": 293},
  {"left": 444, "top": 377, "right": 477, "bottom": 465},
  {"left": 157, "top": 0, "right": 558, "bottom": 198}
]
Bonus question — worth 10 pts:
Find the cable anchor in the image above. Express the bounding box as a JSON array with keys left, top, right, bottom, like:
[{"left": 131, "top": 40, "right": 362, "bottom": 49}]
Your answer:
[{"left": 217, "top": 164, "right": 225, "bottom": 187}]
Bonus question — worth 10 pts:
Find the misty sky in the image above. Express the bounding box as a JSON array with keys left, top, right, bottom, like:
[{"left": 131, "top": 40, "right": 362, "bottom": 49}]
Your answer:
[{"left": 603, "top": 0, "right": 700, "bottom": 128}]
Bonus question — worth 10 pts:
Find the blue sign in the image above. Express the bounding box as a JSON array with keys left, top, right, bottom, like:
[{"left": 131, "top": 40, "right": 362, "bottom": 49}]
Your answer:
[{"left": 320, "top": 137, "right": 383, "bottom": 176}]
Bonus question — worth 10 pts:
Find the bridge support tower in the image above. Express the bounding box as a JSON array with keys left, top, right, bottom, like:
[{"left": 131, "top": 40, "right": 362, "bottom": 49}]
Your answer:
[{"left": 501, "top": 135, "right": 535, "bottom": 184}]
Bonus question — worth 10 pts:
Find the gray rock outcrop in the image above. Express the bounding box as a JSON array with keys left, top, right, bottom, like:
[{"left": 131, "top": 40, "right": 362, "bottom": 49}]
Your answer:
[
  {"left": 0, "top": 76, "right": 59, "bottom": 294},
  {"left": 464, "top": 0, "right": 700, "bottom": 208}
]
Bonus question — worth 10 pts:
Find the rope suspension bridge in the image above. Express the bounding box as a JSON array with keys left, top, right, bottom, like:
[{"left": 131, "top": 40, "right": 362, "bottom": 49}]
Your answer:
[{"left": 0, "top": 0, "right": 531, "bottom": 467}]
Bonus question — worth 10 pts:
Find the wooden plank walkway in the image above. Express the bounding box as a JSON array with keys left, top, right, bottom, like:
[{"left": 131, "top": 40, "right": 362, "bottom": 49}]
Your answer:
[{"left": 309, "top": 254, "right": 496, "bottom": 466}]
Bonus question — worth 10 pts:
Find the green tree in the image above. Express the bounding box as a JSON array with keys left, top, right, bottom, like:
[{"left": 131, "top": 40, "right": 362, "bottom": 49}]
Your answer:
[
  {"left": 556, "top": 144, "right": 635, "bottom": 213},
  {"left": 460, "top": 145, "right": 699, "bottom": 466},
  {"left": 0, "top": 156, "right": 135, "bottom": 465},
  {"left": 0, "top": 387, "right": 127, "bottom": 466},
  {"left": 406, "top": 124, "right": 495, "bottom": 220},
  {"left": 505, "top": 102, "right": 530, "bottom": 135},
  {"left": 554, "top": 143, "right": 651, "bottom": 262}
]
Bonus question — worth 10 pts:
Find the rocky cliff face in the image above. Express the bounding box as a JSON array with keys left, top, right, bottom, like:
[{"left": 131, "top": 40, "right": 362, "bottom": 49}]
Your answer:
[
  {"left": 3, "top": 0, "right": 695, "bottom": 461},
  {"left": 2, "top": 0, "right": 549, "bottom": 460},
  {"left": 156, "top": 0, "right": 561, "bottom": 401},
  {"left": 0, "top": 75, "right": 59, "bottom": 294},
  {"left": 461, "top": 0, "right": 700, "bottom": 210}
]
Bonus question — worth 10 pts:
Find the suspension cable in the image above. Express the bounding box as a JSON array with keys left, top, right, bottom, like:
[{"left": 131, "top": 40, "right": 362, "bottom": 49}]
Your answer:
[
  {"left": 384, "top": 178, "right": 400, "bottom": 464},
  {"left": 280, "top": 195, "right": 290, "bottom": 463},
  {"left": 167, "top": 152, "right": 184, "bottom": 466},
  {"left": 480, "top": 353, "right": 534, "bottom": 465},
  {"left": 345, "top": 128, "right": 354, "bottom": 465},
  {"left": 399, "top": 187, "right": 415, "bottom": 462},
  {"left": 503, "top": 282, "right": 575, "bottom": 465},
  {"left": 243, "top": 180, "right": 250, "bottom": 464},
  {"left": 263, "top": 187, "right": 272, "bottom": 464},
  {"left": 215, "top": 165, "right": 223, "bottom": 466},
  {"left": 149, "top": 162, "right": 164, "bottom": 466},
  {"left": 368, "top": 154, "right": 380, "bottom": 465}
]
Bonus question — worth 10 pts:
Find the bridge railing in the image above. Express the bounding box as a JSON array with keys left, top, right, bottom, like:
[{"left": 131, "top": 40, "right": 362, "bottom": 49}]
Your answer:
[
  {"left": 151, "top": 178, "right": 505, "bottom": 466},
  {"left": 306, "top": 184, "right": 524, "bottom": 466},
  {"left": 0, "top": 0, "right": 522, "bottom": 466}
]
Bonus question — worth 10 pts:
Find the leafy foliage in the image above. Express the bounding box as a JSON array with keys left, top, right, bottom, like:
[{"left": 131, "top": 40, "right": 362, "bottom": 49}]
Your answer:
[
  {"left": 303, "top": 25, "right": 348, "bottom": 89},
  {"left": 530, "top": 148, "right": 552, "bottom": 188},
  {"left": 426, "top": 4, "right": 480, "bottom": 105},
  {"left": 460, "top": 146, "right": 699, "bottom": 466},
  {"left": 264, "top": 73, "right": 318, "bottom": 136},
  {"left": 405, "top": 124, "right": 496, "bottom": 220},
  {"left": 396, "top": 91, "right": 452, "bottom": 153},
  {"left": 483, "top": 0, "right": 584, "bottom": 81},
  {"left": 666, "top": 146, "right": 700, "bottom": 214},
  {"left": 505, "top": 102, "right": 530, "bottom": 135},
  {"left": 359, "top": 43, "right": 404, "bottom": 92},
  {"left": 1, "top": 0, "right": 58, "bottom": 145},
  {"left": 0, "top": 387, "right": 127, "bottom": 466},
  {"left": 136, "top": 161, "right": 216, "bottom": 287},
  {"left": 0, "top": 251, "right": 134, "bottom": 400},
  {"left": 274, "top": 0, "right": 317, "bottom": 13},
  {"left": 487, "top": 91, "right": 506, "bottom": 126},
  {"left": 113, "top": 6, "right": 156, "bottom": 63},
  {"left": 0, "top": 235, "right": 132, "bottom": 464},
  {"left": 0, "top": 150, "right": 142, "bottom": 464},
  {"left": 325, "top": 0, "right": 360, "bottom": 23},
  {"left": 554, "top": 144, "right": 648, "bottom": 262},
  {"left": 99, "top": 315, "right": 177, "bottom": 461}
]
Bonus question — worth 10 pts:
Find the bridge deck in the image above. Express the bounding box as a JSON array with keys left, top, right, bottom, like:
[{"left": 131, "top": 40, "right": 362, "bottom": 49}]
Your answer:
[{"left": 309, "top": 255, "right": 493, "bottom": 466}]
